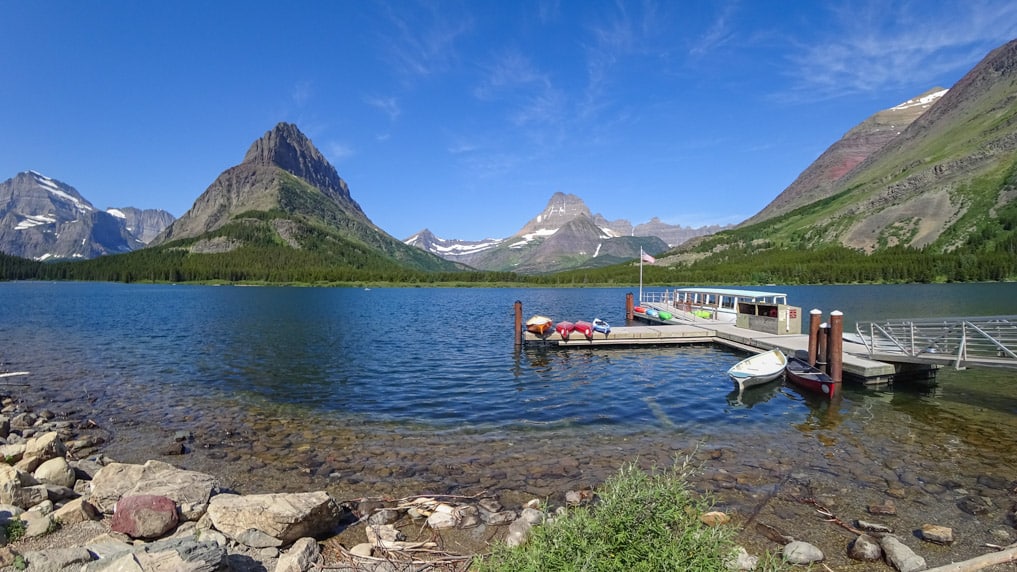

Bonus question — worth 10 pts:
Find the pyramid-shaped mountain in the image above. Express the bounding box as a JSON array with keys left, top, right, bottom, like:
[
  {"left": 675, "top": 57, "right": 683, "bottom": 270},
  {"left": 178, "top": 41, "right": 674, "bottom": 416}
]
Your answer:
[
  {"left": 152, "top": 123, "right": 458, "bottom": 272},
  {"left": 406, "top": 192, "right": 668, "bottom": 274}
]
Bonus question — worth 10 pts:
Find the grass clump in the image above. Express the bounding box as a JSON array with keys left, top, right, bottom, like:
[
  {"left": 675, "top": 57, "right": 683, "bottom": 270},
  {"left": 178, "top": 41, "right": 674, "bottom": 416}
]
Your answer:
[{"left": 476, "top": 460, "right": 779, "bottom": 572}]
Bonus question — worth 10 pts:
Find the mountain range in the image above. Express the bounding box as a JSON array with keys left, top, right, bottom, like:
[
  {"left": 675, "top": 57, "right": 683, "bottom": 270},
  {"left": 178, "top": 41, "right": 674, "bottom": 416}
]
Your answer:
[
  {"left": 404, "top": 192, "right": 725, "bottom": 273},
  {"left": 3, "top": 36, "right": 1016, "bottom": 282},
  {"left": 0, "top": 170, "right": 173, "bottom": 260}
]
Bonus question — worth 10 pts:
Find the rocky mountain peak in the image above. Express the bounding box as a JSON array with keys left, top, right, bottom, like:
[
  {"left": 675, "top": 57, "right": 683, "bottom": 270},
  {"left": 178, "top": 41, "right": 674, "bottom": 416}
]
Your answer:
[
  {"left": 516, "top": 192, "right": 592, "bottom": 237},
  {"left": 242, "top": 122, "right": 361, "bottom": 212}
]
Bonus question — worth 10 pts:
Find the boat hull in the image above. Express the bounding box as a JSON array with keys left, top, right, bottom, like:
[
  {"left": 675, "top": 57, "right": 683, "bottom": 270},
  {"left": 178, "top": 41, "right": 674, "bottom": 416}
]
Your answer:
[
  {"left": 574, "top": 320, "right": 594, "bottom": 340},
  {"left": 555, "top": 321, "right": 575, "bottom": 340},
  {"left": 525, "top": 315, "right": 553, "bottom": 336},
  {"left": 592, "top": 318, "right": 610, "bottom": 335},
  {"left": 727, "top": 348, "right": 786, "bottom": 390},
  {"left": 785, "top": 356, "right": 839, "bottom": 398}
]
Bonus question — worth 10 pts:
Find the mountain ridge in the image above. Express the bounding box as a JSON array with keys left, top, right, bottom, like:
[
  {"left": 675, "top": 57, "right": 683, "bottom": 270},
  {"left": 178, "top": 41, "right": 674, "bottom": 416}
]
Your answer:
[
  {"left": 670, "top": 37, "right": 1017, "bottom": 271},
  {"left": 0, "top": 170, "right": 173, "bottom": 260},
  {"left": 405, "top": 192, "right": 722, "bottom": 274}
]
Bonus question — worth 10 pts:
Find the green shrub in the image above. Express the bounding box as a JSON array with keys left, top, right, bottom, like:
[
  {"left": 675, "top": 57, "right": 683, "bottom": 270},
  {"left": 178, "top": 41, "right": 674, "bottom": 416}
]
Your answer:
[{"left": 475, "top": 460, "right": 783, "bottom": 571}]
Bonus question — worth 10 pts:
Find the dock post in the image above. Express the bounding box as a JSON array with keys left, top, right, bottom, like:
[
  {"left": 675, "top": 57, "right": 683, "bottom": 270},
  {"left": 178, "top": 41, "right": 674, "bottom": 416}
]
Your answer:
[
  {"left": 514, "top": 300, "right": 523, "bottom": 347},
  {"left": 808, "top": 309, "right": 822, "bottom": 366},
  {"left": 626, "top": 292, "right": 634, "bottom": 321},
  {"left": 829, "top": 311, "right": 844, "bottom": 384},
  {"left": 817, "top": 323, "right": 829, "bottom": 373}
]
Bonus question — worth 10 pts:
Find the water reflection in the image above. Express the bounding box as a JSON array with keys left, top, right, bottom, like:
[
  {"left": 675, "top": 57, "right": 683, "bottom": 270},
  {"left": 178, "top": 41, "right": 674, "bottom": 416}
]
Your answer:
[{"left": 724, "top": 379, "right": 784, "bottom": 408}]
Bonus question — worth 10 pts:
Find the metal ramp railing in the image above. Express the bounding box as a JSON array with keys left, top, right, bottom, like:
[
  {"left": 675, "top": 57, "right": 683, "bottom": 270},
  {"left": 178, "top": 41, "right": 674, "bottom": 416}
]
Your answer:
[{"left": 854, "top": 316, "right": 1017, "bottom": 370}]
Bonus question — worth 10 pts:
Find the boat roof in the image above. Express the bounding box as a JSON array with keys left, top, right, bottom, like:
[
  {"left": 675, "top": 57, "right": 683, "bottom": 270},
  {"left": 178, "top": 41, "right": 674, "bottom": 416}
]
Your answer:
[{"left": 675, "top": 287, "right": 788, "bottom": 298}]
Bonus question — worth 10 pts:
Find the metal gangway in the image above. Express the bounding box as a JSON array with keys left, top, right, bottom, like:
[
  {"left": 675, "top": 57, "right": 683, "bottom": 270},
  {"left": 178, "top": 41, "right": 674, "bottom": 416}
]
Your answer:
[{"left": 854, "top": 316, "right": 1017, "bottom": 370}]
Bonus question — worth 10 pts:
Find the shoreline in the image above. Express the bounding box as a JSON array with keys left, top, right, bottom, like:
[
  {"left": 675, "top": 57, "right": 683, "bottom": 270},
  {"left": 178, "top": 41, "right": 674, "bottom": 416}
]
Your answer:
[{"left": 6, "top": 381, "right": 1017, "bottom": 571}]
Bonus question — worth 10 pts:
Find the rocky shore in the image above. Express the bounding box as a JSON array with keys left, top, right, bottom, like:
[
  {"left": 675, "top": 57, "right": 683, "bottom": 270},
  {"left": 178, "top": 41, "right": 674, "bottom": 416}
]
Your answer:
[{"left": 2, "top": 390, "right": 1017, "bottom": 571}]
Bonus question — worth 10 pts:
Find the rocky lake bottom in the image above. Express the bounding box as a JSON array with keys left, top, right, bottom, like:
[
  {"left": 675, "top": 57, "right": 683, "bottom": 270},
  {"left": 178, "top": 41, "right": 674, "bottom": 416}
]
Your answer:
[{"left": 13, "top": 365, "right": 1017, "bottom": 571}]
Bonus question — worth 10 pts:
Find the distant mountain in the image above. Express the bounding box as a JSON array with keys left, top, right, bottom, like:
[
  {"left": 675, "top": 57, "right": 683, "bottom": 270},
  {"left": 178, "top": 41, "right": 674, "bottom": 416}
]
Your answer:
[
  {"left": 675, "top": 37, "right": 1017, "bottom": 264},
  {"left": 405, "top": 192, "right": 694, "bottom": 274},
  {"left": 0, "top": 171, "right": 148, "bottom": 260},
  {"left": 109, "top": 207, "right": 175, "bottom": 244},
  {"left": 150, "top": 122, "right": 460, "bottom": 273}
]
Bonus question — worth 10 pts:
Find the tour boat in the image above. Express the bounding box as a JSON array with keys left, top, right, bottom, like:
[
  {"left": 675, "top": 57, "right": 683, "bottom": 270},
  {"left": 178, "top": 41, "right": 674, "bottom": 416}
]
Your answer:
[
  {"left": 785, "top": 356, "right": 839, "bottom": 398},
  {"left": 649, "top": 287, "right": 790, "bottom": 324},
  {"left": 525, "top": 315, "right": 553, "bottom": 336},
  {"left": 727, "top": 348, "right": 787, "bottom": 390}
]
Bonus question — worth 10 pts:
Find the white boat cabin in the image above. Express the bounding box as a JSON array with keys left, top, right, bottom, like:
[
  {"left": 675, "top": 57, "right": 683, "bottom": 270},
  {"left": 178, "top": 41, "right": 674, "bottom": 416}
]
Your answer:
[{"left": 641, "top": 287, "right": 801, "bottom": 334}]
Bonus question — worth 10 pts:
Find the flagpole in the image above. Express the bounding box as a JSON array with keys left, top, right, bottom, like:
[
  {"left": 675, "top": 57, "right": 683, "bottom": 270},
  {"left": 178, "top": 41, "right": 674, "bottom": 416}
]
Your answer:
[{"left": 639, "top": 248, "right": 644, "bottom": 303}]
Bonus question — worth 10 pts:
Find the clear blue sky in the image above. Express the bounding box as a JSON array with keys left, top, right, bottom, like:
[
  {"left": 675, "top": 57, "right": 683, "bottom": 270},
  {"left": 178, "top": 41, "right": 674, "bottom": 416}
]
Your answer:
[{"left": 2, "top": 1, "right": 1015, "bottom": 241}]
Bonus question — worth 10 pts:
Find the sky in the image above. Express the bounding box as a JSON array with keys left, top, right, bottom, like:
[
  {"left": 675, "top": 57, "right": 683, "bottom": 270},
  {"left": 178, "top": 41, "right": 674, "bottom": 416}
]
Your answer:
[{"left": 2, "top": 1, "right": 1016, "bottom": 241}]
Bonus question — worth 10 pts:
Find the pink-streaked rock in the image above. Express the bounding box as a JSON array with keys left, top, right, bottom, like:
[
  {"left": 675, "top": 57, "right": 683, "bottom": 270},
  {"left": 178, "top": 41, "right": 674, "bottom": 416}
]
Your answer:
[{"left": 111, "top": 494, "right": 179, "bottom": 539}]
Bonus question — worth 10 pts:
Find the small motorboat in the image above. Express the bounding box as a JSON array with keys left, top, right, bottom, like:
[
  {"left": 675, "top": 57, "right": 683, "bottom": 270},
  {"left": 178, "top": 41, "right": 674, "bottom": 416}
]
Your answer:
[
  {"left": 727, "top": 348, "right": 787, "bottom": 390},
  {"left": 785, "top": 356, "right": 839, "bottom": 398},
  {"left": 555, "top": 321, "right": 575, "bottom": 340},
  {"left": 525, "top": 315, "right": 553, "bottom": 336},
  {"left": 592, "top": 318, "right": 610, "bottom": 335},
  {"left": 573, "top": 320, "right": 594, "bottom": 340}
]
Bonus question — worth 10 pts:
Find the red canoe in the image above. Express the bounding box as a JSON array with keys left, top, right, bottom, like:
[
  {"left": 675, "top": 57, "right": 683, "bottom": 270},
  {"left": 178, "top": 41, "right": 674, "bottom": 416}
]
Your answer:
[
  {"left": 785, "top": 356, "right": 839, "bottom": 399},
  {"left": 555, "top": 321, "right": 575, "bottom": 340},
  {"left": 574, "top": 320, "right": 594, "bottom": 340}
]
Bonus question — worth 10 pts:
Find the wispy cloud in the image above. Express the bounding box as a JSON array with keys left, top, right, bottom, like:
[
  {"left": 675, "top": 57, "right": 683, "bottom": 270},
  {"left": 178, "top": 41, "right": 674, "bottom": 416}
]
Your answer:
[
  {"left": 364, "top": 95, "right": 401, "bottom": 121},
  {"left": 377, "top": 1, "right": 473, "bottom": 80},
  {"left": 325, "top": 141, "right": 354, "bottom": 164},
  {"left": 291, "top": 81, "right": 313, "bottom": 106},
  {"left": 579, "top": 1, "right": 668, "bottom": 119},
  {"left": 475, "top": 49, "right": 566, "bottom": 128},
  {"left": 781, "top": 0, "right": 1017, "bottom": 101},
  {"left": 689, "top": 3, "right": 738, "bottom": 58}
]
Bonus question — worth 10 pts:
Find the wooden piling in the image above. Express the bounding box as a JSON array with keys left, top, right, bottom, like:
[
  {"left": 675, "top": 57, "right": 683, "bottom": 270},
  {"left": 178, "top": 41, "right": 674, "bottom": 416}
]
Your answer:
[
  {"left": 808, "top": 309, "right": 822, "bottom": 366},
  {"left": 829, "top": 310, "right": 844, "bottom": 384},
  {"left": 626, "top": 292, "right": 634, "bottom": 321},
  {"left": 817, "top": 323, "right": 829, "bottom": 372},
  {"left": 514, "top": 300, "right": 523, "bottom": 347}
]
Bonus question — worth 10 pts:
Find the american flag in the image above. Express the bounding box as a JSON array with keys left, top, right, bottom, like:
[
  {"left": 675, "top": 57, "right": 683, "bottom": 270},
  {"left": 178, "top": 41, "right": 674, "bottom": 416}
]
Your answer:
[{"left": 641, "top": 250, "right": 655, "bottom": 264}]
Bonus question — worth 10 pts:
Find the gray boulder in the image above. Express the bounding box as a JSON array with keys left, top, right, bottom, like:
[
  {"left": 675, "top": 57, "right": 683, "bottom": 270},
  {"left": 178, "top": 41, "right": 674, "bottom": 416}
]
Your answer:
[
  {"left": 206, "top": 491, "right": 341, "bottom": 548},
  {"left": 90, "top": 460, "right": 219, "bottom": 520}
]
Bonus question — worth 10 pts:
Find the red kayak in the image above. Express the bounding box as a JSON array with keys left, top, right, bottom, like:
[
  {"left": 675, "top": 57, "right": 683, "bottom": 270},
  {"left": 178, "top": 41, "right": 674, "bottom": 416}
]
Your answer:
[
  {"left": 786, "top": 356, "right": 840, "bottom": 399},
  {"left": 633, "top": 306, "right": 647, "bottom": 314},
  {"left": 555, "top": 321, "right": 575, "bottom": 340},
  {"left": 574, "top": 320, "right": 594, "bottom": 340}
]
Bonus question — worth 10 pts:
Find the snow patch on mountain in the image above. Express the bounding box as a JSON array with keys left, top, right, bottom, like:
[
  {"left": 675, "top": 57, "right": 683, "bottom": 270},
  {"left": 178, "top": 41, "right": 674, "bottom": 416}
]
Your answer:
[
  {"left": 29, "top": 170, "right": 93, "bottom": 214},
  {"left": 891, "top": 89, "right": 948, "bottom": 111},
  {"left": 14, "top": 214, "right": 57, "bottom": 230}
]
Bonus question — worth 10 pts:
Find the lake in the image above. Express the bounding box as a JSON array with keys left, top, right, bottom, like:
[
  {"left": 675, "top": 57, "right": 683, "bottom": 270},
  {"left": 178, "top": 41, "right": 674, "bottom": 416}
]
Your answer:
[{"left": 3, "top": 281, "right": 1017, "bottom": 564}]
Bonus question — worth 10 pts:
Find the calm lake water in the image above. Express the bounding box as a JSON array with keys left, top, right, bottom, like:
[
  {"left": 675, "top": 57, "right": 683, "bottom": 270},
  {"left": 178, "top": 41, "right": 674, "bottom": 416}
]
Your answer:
[{"left": 3, "top": 281, "right": 1017, "bottom": 564}]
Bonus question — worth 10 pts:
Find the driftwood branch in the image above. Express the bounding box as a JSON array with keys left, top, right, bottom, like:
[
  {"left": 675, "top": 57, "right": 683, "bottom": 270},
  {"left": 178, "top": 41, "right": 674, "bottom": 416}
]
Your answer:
[{"left": 924, "top": 543, "right": 1017, "bottom": 572}]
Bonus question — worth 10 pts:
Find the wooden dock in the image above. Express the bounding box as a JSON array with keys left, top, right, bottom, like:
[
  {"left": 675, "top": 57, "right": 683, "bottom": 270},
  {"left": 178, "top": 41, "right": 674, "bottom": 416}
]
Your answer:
[{"left": 523, "top": 320, "right": 918, "bottom": 385}]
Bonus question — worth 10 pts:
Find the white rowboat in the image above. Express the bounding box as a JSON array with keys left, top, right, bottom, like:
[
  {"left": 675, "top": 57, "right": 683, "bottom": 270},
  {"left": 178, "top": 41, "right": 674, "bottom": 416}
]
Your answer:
[{"left": 727, "top": 349, "right": 787, "bottom": 390}]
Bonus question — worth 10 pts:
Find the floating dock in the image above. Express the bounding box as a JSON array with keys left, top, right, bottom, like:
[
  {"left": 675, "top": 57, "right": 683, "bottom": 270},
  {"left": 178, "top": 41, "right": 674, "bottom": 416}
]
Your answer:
[{"left": 517, "top": 299, "right": 934, "bottom": 385}]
